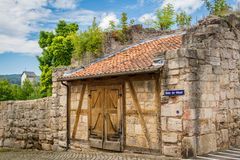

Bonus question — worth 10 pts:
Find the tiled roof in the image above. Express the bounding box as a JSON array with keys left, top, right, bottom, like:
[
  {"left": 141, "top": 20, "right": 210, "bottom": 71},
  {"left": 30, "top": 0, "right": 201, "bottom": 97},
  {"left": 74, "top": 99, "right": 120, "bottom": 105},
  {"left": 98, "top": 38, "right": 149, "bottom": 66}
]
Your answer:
[{"left": 61, "top": 33, "right": 183, "bottom": 80}]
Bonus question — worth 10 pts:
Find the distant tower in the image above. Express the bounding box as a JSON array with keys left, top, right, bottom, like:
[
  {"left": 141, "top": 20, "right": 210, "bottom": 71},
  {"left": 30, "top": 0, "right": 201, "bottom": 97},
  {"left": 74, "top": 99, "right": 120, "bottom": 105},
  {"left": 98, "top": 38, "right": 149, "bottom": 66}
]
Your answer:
[{"left": 21, "top": 71, "right": 37, "bottom": 86}]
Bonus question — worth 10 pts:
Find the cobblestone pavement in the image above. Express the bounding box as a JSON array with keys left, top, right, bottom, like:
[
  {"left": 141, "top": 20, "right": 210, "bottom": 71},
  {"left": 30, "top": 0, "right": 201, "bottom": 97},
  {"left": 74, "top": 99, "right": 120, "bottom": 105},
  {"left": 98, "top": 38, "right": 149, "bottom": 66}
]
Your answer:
[
  {"left": 0, "top": 149, "right": 177, "bottom": 160},
  {"left": 194, "top": 147, "right": 240, "bottom": 160}
]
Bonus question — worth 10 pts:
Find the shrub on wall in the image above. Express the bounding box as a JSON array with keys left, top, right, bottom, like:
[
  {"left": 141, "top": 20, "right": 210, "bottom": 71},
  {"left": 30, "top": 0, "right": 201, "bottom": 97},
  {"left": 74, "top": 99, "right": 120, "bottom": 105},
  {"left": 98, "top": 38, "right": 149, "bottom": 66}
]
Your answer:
[{"left": 71, "top": 17, "right": 104, "bottom": 64}]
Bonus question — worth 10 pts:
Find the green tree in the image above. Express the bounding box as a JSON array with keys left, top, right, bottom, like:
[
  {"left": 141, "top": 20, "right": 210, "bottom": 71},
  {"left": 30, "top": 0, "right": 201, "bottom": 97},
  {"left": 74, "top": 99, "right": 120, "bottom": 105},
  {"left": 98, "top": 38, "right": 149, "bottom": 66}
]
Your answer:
[
  {"left": 154, "top": 4, "right": 175, "bottom": 30},
  {"left": 0, "top": 79, "right": 41, "bottom": 101},
  {"left": 203, "top": 0, "right": 230, "bottom": 16},
  {"left": 38, "top": 20, "right": 78, "bottom": 97},
  {"left": 71, "top": 17, "right": 103, "bottom": 64},
  {"left": 108, "top": 20, "right": 116, "bottom": 31},
  {"left": 0, "top": 80, "right": 14, "bottom": 101},
  {"left": 121, "top": 12, "right": 128, "bottom": 32},
  {"left": 11, "top": 84, "right": 24, "bottom": 100},
  {"left": 39, "top": 65, "right": 53, "bottom": 97},
  {"left": 130, "top": 19, "right": 135, "bottom": 26},
  {"left": 176, "top": 11, "right": 192, "bottom": 28},
  {"left": 116, "top": 12, "right": 130, "bottom": 43},
  {"left": 21, "top": 79, "right": 41, "bottom": 100},
  {"left": 21, "top": 79, "right": 34, "bottom": 99},
  {"left": 55, "top": 20, "right": 79, "bottom": 37}
]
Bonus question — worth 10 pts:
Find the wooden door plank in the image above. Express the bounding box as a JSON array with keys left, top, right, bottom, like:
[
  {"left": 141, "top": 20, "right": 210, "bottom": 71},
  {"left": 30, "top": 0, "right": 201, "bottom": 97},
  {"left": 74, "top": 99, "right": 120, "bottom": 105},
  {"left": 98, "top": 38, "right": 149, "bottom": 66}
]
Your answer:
[
  {"left": 126, "top": 80, "right": 152, "bottom": 149},
  {"left": 89, "top": 88, "right": 103, "bottom": 137},
  {"left": 72, "top": 84, "right": 86, "bottom": 139}
]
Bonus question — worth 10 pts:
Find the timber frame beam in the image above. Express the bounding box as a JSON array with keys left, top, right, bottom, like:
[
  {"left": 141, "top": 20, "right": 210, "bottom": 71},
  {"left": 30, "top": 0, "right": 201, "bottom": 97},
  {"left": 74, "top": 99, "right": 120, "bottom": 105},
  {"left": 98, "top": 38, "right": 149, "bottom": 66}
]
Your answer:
[
  {"left": 72, "top": 84, "right": 86, "bottom": 139},
  {"left": 126, "top": 79, "right": 152, "bottom": 149},
  {"left": 154, "top": 72, "right": 162, "bottom": 154}
]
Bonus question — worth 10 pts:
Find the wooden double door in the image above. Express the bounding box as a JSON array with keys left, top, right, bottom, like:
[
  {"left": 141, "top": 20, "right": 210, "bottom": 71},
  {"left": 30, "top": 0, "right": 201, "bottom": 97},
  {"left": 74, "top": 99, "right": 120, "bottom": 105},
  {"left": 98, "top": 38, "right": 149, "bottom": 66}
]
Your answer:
[{"left": 88, "top": 84, "right": 123, "bottom": 151}]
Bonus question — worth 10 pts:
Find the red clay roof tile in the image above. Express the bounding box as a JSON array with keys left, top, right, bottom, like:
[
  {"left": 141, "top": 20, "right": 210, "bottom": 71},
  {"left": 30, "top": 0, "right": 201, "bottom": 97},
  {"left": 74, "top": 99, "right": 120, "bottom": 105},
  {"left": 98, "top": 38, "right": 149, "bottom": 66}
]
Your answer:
[{"left": 62, "top": 33, "right": 183, "bottom": 80}]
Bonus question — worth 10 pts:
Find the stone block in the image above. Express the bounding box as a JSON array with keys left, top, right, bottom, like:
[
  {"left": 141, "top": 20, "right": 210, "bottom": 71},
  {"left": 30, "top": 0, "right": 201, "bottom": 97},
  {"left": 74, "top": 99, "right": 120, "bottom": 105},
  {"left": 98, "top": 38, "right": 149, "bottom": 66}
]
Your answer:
[
  {"left": 126, "top": 136, "right": 137, "bottom": 146},
  {"left": 167, "top": 118, "right": 182, "bottom": 131},
  {"left": 216, "top": 112, "right": 227, "bottom": 123},
  {"left": 183, "top": 109, "right": 197, "bottom": 120},
  {"left": 229, "top": 72, "right": 238, "bottom": 82},
  {"left": 58, "top": 140, "right": 67, "bottom": 148},
  {"left": 3, "top": 138, "right": 14, "bottom": 147},
  {"left": 59, "top": 95, "right": 67, "bottom": 106},
  {"left": 221, "top": 129, "right": 229, "bottom": 143},
  {"left": 0, "top": 129, "right": 3, "bottom": 137},
  {"left": 236, "top": 136, "right": 240, "bottom": 146},
  {"left": 161, "top": 117, "right": 167, "bottom": 131},
  {"left": 42, "top": 143, "right": 52, "bottom": 151},
  {"left": 168, "top": 58, "right": 188, "bottom": 69},
  {"left": 162, "top": 132, "right": 178, "bottom": 143},
  {"left": 161, "top": 104, "right": 183, "bottom": 117},
  {"left": 196, "top": 50, "right": 206, "bottom": 60},
  {"left": 14, "top": 140, "right": 26, "bottom": 149},
  {"left": 183, "top": 120, "right": 197, "bottom": 136},
  {"left": 182, "top": 136, "right": 197, "bottom": 158},
  {"left": 163, "top": 145, "right": 181, "bottom": 157},
  {"left": 168, "top": 69, "right": 180, "bottom": 76},
  {"left": 199, "top": 65, "right": 212, "bottom": 74},
  {"left": 197, "top": 134, "right": 217, "bottom": 155},
  {"left": 199, "top": 120, "right": 216, "bottom": 134},
  {"left": 207, "top": 57, "right": 220, "bottom": 66},
  {"left": 0, "top": 138, "right": 3, "bottom": 147},
  {"left": 229, "top": 59, "right": 236, "bottom": 69},
  {"left": 213, "top": 66, "right": 222, "bottom": 75},
  {"left": 166, "top": 50, "right": 178, "bottom": 59},
  {"left": 199, "top": 108, "right": 213, "bottom": 119},
  {"left": 233, "top": 51, "right": 240, "bottom": 60}
]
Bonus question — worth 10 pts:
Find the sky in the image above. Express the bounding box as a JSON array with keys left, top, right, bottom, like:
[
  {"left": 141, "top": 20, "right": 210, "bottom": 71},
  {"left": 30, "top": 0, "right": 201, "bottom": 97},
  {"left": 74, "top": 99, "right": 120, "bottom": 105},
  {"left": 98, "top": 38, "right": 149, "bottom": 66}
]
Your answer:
[{"left": 0, "top": 0, "right": 239, "bottom": 75}]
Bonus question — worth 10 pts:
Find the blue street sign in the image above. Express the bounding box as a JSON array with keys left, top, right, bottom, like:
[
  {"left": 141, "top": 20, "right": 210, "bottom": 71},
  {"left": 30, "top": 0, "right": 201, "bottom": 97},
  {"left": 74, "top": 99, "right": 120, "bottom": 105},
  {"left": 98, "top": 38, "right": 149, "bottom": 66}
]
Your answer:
[{"left": 164, "top": 90, "right": 185, "bottom": 96}]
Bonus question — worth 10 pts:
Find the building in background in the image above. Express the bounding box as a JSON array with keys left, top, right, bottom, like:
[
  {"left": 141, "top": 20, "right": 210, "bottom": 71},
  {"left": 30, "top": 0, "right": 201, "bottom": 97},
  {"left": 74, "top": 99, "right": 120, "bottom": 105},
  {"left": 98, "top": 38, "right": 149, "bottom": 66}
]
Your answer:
[{"left": 21, "top": 71, "right": 37, "bottom": 86}]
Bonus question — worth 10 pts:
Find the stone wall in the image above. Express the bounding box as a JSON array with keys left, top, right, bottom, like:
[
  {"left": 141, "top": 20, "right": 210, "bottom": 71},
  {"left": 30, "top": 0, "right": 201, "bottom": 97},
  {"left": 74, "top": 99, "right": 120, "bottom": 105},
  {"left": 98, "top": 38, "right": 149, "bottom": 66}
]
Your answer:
[
  {"left": 0, "top": 98, "right": 55, "bottom": 150},
  {"left": 153, "top": 14, "right": 240, "bottom": 158},
  {"left": 179, "top": 14, "right": 240, "bottom": 157}
]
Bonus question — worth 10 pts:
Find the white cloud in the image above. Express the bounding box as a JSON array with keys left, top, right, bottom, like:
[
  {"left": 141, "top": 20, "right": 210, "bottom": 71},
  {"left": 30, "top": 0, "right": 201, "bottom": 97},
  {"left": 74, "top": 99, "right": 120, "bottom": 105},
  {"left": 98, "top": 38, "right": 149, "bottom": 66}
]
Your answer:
[
  {"left": 51, "top": 0, "right": 77, "bottom": 9},
  {"left": 162, "top": 0, "right": 204, "bottom": 14},
  {"left": 0, "top": 0, "right": 51, "bottom": 55},
  {"left": 99, "top": 12, "right": 119, "bottom": 30},
  {"left": 0, "top": 35, "right": 41, "bottom": 55},
  {"left": 0, "top": 0, "right": 50, "bottom": 38},
  {"left": 138, "top": 13, "right": 156, "bottom": 24},
  {"left": 0, "top": 0, "right": 98, "bottom": 56}
]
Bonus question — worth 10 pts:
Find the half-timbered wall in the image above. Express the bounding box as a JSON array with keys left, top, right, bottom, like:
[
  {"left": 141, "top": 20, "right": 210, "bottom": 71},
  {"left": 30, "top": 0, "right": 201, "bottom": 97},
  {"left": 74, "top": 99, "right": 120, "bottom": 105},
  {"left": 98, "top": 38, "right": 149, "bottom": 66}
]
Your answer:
[
  {"left": 69, "top": 82, "right": 89, "bottom": 147},
  {"left": 125, "top": 80, "right": 160, "bottom": 152},
  {"left": 68, "top": 78, "right": 162, "bottom": 152}
]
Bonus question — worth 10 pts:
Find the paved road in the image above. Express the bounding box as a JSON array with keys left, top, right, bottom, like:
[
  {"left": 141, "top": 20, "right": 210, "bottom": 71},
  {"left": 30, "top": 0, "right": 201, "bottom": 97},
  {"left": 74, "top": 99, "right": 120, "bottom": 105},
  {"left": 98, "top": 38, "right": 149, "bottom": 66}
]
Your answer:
[
  {"left": 0, "top": 149, "right": 176, "bottom": 160},
  {"left": 195, "top": 148, "right": 240, "bottom": 160},
  {"left": 1, "top": 148, "right": 240, "bottom": 160}
]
